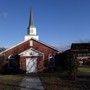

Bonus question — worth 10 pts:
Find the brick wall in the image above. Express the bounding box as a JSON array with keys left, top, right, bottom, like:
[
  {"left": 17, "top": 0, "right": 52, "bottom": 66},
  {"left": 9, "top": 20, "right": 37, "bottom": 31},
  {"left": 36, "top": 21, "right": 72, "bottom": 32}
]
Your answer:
[{"left": 0, "top": 39, "right": 58, "bottom": 73}]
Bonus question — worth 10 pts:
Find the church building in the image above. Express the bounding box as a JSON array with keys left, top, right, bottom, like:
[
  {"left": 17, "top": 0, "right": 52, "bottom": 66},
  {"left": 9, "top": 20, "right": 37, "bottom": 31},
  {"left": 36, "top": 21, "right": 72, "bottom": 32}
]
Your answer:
[{"left": 0, "top": 10, "right": 58, "bottom": 73}]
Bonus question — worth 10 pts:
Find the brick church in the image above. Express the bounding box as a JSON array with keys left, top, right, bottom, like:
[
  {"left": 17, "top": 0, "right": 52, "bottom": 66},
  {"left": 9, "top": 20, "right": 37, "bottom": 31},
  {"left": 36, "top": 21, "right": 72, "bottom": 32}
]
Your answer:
[{"left": 0, "top": 10, "right": 58, "bottom": 73}]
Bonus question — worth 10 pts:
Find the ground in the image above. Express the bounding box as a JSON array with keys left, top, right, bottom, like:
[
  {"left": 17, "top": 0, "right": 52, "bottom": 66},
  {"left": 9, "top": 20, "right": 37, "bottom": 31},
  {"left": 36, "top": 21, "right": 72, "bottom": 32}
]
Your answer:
[
  {"left": 39, "top": 66, "right": 90, "bottom": 90},
  {"left": 0, "top": 66, "right": 90, "bottom": 90},
  {"left": 0, "top": 75, "right": 24, "bottom": 90},
  {"left": 78, "top": 65, "right": 90, "bottom": 76}
]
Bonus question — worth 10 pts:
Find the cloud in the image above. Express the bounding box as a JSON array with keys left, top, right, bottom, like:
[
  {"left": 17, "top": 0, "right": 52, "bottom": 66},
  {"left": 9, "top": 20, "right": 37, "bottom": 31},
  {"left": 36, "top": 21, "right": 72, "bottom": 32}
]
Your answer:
[
  {"left": 3, "top": 12, "right": 8, "bottom": 18},
  {"left": 0, "top": 11, "right": 8, "bottom": 19}
]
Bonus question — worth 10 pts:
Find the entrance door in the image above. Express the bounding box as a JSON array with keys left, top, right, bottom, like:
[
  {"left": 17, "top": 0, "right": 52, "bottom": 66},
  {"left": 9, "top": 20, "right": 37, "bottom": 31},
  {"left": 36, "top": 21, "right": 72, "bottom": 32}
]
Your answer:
[
  {"left": 19, "top": 48, "right": 43, "bottom": 73},
  {"left": 26, "top": 57, "right": 37, "bottom": 73}
]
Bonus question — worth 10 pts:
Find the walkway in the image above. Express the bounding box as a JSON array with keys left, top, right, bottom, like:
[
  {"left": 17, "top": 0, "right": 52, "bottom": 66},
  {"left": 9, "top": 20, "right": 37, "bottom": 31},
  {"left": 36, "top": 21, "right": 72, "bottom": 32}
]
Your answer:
[{"left": 20, "top": 76, "right": 44, "bottom": 90}]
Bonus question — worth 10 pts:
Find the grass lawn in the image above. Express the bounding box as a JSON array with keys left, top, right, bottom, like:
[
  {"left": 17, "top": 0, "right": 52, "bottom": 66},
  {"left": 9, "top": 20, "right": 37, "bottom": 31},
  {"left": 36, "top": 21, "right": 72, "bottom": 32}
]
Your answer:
[
  {"left": 78, "top": 66, "right": 90, "bottom": 76},
  {"left": 0, "top": 75, "right": 24, "bottom": 90},
  {"left": 39, "top": 66, "right": 90, "bottom": 90}
]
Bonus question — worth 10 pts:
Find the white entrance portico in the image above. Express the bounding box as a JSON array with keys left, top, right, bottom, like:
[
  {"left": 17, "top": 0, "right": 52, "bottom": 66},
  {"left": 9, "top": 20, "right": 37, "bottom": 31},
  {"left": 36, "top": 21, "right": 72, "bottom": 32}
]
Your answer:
[{"left": 19, "top": 48, "right": 43, "bottom": 73}]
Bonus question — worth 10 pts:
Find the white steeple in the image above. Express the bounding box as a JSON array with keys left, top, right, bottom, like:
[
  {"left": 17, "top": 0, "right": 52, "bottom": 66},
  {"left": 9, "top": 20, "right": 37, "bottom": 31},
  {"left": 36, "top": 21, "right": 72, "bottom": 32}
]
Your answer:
[{"left": 24, "top": 9, "right": 39, "bottom": 41}]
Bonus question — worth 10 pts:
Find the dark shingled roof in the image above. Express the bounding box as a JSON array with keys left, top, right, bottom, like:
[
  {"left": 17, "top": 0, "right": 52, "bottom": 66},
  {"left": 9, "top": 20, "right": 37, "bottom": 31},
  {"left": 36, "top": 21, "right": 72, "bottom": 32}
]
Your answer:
[{"left": 71, "top": 43, "right": 90, "bottom": 50}]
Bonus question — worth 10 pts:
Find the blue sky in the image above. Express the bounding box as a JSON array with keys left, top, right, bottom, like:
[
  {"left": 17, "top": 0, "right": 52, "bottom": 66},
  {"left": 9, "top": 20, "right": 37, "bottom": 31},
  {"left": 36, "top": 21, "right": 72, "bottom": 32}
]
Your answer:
[{"left": 0, "top": 0, "right": 90, "bottom": 49}]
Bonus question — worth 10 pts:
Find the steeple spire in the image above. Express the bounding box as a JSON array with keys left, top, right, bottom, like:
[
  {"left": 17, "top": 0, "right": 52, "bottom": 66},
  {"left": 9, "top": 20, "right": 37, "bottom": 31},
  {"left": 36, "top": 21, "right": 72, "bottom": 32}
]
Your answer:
[
  {"left": 24, "top": 9, "right": 39, "bottom": 41},
  {"left": 28, "top": 9, "right": 35, "bottom": 35},
  {"left": 29, "top": 9, "right": 35, "bottom": 27}
]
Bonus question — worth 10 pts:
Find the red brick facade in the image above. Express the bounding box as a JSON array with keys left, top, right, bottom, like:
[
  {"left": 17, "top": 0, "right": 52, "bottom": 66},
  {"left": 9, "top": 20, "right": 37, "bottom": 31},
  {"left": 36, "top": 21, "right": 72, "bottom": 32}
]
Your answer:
[{"left": 0, "top": 39, "right": 58, "bottom": 73}]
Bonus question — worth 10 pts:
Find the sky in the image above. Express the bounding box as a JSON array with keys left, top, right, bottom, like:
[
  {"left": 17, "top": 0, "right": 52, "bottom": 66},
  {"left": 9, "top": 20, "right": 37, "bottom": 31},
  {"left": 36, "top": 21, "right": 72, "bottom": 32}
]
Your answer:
[{"left": 0, "top": 0, "right": 90, "bottom": 49}]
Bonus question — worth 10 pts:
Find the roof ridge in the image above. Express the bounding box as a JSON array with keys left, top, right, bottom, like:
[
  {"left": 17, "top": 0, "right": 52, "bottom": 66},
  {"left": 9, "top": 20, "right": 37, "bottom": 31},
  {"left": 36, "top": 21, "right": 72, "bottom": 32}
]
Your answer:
[
  {"left": 0, "top": 38, "right": 60, "bottom": 55},
  {"left": 0, "top": 39, "right": 29, "bottom": 55}
]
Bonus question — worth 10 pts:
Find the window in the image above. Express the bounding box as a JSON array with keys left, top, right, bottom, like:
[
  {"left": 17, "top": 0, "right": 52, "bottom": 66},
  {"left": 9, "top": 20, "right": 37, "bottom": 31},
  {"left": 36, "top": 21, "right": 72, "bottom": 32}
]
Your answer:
[
  {"left": 78, "top": 53, "right": 82, "bottom": 57},
  {"left": 87, "top": 53, "right": 90, "bottom": 56}
]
